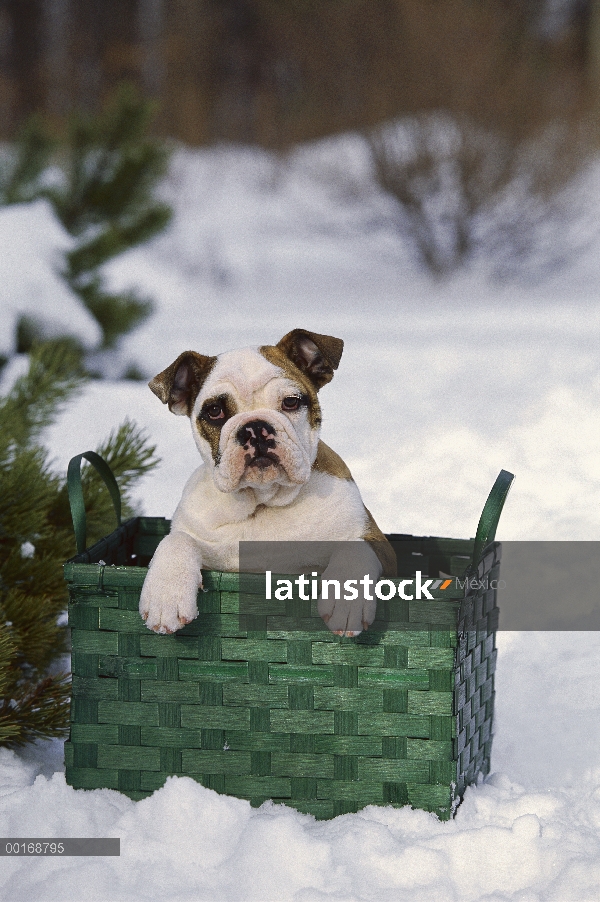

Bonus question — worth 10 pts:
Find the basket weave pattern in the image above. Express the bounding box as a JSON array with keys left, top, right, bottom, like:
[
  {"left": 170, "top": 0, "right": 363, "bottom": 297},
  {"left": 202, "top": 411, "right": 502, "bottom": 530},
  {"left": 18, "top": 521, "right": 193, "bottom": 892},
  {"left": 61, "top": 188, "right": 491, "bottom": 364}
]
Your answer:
[{"left": 64, "top": 519, "right": 499, "bottom": 819}]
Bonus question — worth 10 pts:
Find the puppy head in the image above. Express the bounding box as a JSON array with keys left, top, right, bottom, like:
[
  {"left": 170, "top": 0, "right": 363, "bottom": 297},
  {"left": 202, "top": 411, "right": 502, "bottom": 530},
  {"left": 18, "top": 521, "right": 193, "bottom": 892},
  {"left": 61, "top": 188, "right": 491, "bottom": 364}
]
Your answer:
[{"left": 149, "top": 329, "right": 343, "bottom": 494}]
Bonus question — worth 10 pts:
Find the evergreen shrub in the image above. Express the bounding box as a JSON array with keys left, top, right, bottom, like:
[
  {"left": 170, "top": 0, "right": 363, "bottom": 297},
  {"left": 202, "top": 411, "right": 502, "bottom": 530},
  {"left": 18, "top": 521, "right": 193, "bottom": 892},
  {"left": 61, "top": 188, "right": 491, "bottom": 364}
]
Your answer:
[
  {"left": 1, "top": 84, "right": 172, "bottom": 361},
  {"left": 0, "top": 340, "right": 159, "bottom": 746}
]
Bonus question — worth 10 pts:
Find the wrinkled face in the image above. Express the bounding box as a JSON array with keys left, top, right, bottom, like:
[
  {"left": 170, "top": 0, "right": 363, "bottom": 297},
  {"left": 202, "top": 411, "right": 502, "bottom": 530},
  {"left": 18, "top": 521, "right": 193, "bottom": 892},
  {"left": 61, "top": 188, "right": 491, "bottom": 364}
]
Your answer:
[
  {"left": 149, "top": 329, "right": 344, "bottom": 497},
  {"left": 192, "top": 347, "right": 321, "bottom": 493}
]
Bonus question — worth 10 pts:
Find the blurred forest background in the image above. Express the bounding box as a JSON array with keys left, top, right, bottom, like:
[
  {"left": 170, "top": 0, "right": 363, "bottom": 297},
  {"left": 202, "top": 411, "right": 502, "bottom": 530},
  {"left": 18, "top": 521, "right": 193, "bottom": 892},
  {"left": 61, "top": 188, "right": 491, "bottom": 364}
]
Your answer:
[
  {"left": 0, "top": 0, "right": 599, "bottom": 148},
  {"left": 4, "top": 1, "right": 600, "bottom": 280}
]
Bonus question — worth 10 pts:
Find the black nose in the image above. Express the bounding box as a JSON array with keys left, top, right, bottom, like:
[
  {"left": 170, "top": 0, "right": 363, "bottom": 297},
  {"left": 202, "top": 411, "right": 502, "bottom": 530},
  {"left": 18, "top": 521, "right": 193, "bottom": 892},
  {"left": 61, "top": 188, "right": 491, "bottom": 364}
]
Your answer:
[{"left": 236, "top": 420, "right": 277, "bottom": 453}]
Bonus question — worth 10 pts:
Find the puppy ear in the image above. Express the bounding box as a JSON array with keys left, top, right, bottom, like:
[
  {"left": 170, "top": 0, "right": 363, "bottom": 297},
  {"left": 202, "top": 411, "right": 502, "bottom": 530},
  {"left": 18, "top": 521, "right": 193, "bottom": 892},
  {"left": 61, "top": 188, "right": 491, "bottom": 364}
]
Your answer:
[
  {"left": 148, "top": 351, "right": 216, "bottom": 416},
  {"left": 276, "top": 329, "right": 344, "bottom": 390}
]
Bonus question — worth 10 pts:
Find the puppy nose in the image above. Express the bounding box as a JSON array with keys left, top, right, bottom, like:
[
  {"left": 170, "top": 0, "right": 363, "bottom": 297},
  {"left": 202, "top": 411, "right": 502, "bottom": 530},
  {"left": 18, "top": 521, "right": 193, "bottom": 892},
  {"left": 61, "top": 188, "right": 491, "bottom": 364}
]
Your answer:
[{"left": 236, "top": 420, "right": 276, "bottom": 451}]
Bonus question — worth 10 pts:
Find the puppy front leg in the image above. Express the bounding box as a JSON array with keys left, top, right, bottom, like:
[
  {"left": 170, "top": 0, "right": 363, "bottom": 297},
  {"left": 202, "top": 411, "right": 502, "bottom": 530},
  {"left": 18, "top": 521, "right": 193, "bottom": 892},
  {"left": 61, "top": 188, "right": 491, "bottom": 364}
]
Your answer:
[
  {"left": 318, "top": 542, "right": 382, "bottom": 637},
  {"left": 140, "top": 531, "right": 203, "bottom": 634}
]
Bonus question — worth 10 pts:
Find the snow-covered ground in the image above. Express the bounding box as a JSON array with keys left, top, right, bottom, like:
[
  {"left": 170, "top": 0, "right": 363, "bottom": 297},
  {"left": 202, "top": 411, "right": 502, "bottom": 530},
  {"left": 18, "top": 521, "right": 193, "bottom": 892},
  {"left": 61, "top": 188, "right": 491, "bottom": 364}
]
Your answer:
[{"left": 1, "top": 138, "right": 600, "bottom": 901}]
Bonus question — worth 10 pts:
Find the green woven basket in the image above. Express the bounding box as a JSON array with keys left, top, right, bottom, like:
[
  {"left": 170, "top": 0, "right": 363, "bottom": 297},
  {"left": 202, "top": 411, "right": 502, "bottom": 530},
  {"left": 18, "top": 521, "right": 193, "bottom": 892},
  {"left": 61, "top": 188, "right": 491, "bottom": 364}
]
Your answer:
[{"left": 63, "top": 453, "right": 513, "bottom": 819}]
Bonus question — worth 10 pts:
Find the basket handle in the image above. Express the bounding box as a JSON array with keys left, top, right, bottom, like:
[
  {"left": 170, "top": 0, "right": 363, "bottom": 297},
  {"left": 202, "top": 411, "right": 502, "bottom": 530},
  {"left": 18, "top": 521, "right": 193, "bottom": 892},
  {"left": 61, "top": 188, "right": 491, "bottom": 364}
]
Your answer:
[
  {"left": 67, "top": 452, "right": 121, "bottom": 554},
  {"left": 470, "top": 469, "right": 514, "bottom": 569}
]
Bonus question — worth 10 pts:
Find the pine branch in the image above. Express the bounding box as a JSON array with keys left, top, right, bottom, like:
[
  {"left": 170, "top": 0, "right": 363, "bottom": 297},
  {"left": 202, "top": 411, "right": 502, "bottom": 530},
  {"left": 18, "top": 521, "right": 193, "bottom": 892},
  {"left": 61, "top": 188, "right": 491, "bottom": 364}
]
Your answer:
[
  {"left": 2, "top": 587, "right": 69, "bottom": 676},
  {"left": 42, "top": 83, "right": 172, "bottom": 349},
  {"left": 0, "top": 347, "right": 160, "bottom": 748},
  {"left": 0, "top": 447, "right": 59, "bottom": 544},
  {"left": 74, "top": 281, "right": 154, "bottom": 350},
  {"left": 0, "top": 672, "right": 71, "bottom": 747},
  {"left": 66, "top": 205, "right": 171, "bottom": 277},
  {"left": 49, "top": 418, "right": 161, "bottom": 556},
  {"left": 0, "top": 115, "right": 55, "bottom": 206},
  {"left": 80, "top": 419, "right": 160, "bottom": 546},
  {"left": 49, "top": 83, "right": 171, "bottom": 247},
  {"left": 95, "top": 418, "right": 160, "bottom": 492},
  {"left": 0, "top": 628, "right": 17, "bottom": 704},
  {"left": 0, "top": 340, "right": 85, "bottom": 450},
  {"left": 1, "top": 84, "right": 170, "bottom": 361}
]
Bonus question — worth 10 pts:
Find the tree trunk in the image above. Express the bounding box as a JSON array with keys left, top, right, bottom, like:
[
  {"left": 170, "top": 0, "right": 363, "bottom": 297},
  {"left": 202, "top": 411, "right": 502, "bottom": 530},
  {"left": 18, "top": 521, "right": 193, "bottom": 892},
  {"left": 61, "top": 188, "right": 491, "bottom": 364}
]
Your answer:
[
  {"left": 138, "top": 0, "right": 164, "bottom": 96},
  {"left": 42, "top": 0, "right": 71, "bottom": 118}
]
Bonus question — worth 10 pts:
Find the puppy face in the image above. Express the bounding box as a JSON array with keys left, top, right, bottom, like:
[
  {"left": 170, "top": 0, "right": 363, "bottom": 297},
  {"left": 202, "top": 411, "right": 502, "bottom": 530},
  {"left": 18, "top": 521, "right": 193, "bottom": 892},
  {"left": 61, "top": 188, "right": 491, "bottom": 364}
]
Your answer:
[
  {"left": 193, "top": 346, "right": 320, "bottom": 492},
  {"left": 149, "top": 329, "right": 344, "bottom": 495}
]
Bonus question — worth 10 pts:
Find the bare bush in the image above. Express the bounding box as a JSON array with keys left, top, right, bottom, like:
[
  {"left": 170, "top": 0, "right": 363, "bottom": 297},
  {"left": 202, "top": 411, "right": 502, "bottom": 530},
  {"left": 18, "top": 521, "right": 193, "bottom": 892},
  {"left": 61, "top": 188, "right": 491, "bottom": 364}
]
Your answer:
[{"left": 366, "top": 113, "right": 597, "bottom": 280}]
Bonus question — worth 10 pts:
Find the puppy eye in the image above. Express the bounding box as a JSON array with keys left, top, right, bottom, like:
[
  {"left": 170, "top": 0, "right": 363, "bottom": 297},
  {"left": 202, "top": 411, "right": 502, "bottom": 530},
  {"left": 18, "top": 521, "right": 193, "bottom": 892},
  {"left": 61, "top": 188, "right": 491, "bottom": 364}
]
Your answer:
[
  {"left": 205, "top": 403, "right": 225, "bottom": 420},
  {"left": 282, "top": 396, "right": 301, "bottom": 412}
]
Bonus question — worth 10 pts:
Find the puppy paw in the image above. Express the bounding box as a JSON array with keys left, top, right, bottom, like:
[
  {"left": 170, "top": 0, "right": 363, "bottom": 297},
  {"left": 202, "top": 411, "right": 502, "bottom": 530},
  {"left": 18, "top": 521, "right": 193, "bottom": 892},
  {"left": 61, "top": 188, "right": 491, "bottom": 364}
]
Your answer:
[
  {"left": 318, "top": 543, "right": 382, "bottom": 637},
  {"left": 140, "top": 572, "right": 200, "bottom": 634},
  {"left": 318, "top": 595, "right": 375, "bottom": 638},
  {"left": 139, "top": 532, "right": 202, "bottom": 634}
]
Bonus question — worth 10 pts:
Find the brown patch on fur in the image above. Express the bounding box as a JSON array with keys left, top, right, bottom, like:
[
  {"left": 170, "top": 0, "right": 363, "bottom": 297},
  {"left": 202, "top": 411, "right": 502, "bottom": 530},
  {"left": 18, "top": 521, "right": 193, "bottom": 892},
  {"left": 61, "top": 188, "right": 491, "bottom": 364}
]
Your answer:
[
  {"left": 259, "top": 344, "right": 322, "bottom": 429},
  {"left": 312, "top": 441, "right": 353, "bottom": 480},
  {"left": 275, "top": 329, "right": 343, "bottom": 390},
  {"left": 196, "top": 393, "right": 237, "bottom": 464},
  {"left": 149, "top": 351, "right": 217, "bottom": 416},
  {"left": 197, "top": 420, "right": 221, "bottom": 464},
  {"left": 363, "top": 507, "right": 397, "bottom": 577}
]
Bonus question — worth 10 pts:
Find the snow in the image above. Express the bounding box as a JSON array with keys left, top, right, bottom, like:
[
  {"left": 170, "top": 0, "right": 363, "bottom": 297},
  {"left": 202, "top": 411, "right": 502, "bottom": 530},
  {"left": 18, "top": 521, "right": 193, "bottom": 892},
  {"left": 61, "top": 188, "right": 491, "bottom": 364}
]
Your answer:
[
  {"left": 3, "top": 758, "right": 600, "bottom": 901},
  {"left": 1, "top": 136, "right": 600, "bottom": 900},
  {"left": 0, "top": 199, "right": 102, "bottom": 355}
]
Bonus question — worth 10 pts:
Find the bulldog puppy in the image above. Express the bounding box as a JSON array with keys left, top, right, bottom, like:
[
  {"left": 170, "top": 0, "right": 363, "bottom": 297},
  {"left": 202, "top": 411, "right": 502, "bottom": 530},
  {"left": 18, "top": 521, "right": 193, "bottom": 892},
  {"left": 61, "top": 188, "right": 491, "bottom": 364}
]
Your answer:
[{"left": 140, "top": 328, "right": 396, "bottom": 637}]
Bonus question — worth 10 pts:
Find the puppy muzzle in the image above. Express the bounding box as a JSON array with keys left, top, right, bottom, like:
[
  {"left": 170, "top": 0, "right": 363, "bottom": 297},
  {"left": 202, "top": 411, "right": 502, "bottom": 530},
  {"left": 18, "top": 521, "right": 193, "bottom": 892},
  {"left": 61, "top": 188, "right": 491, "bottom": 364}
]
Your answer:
[
  {"left": 211, "top": 409, "right": 314, "bottom": 493},
  {"left": 236, "top": 419, "right": 279, "bottom": 469}
]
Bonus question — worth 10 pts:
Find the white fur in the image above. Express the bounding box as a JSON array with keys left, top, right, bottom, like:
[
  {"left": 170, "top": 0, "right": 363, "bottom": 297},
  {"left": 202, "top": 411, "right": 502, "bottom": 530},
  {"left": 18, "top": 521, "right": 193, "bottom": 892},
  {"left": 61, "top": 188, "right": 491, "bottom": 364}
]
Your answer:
[
  {"left": 190, "top": 348, "right": 319, "bottom": 493},
  {"left": 140, "top": 345, "right": 382, "bottom": 635}
]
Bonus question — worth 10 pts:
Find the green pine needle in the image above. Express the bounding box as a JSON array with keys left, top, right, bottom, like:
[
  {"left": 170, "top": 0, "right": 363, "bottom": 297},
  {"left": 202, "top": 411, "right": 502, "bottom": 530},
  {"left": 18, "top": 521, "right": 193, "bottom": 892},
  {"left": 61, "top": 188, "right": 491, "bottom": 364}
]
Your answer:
[
  {"left": 0, "top": 345, "right": 160, "bottom": 748},
  {"left": 0, "top": 116, "right": 55, "bottom": 206},
  {"left": 0, "top": 340, "right": 85, "bottom": 450},
  {"left": 48, "top": 83, "right": 172, "bottom": 351}
]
